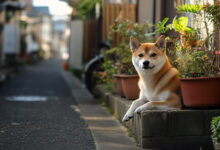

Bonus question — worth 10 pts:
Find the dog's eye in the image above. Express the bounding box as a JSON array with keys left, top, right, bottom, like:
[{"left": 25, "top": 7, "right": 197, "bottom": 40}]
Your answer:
[
  {"left": 150, "top": 53, "right": 157, "bottom": 57},
  {"left": 138, "top": 54, "right": 144, "bottom": 57}
]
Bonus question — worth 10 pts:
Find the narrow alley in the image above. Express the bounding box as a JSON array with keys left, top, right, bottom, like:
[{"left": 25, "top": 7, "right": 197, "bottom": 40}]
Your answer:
[
  {"left": 0, "top": 0, "right": 219, "bottom": 150},
  {"left": 0, "top": 58, "right": 95, "bottom": 150}
]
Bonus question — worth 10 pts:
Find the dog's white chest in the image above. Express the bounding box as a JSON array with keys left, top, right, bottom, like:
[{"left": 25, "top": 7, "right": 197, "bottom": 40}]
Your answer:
[
  {"left": 139, "top": 81, "right": 155, "bottom": 100},
  {"left": 139, "top": 81, "right": 170, "bottom": 101}
]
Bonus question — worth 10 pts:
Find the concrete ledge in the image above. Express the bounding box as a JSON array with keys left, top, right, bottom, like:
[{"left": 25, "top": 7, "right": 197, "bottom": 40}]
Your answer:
[
  {"left": 141, "top": 136, "right": 213, "bottom": 150},
  {"left": 95, "top": 85, "right": 220, "bottom": 150}
]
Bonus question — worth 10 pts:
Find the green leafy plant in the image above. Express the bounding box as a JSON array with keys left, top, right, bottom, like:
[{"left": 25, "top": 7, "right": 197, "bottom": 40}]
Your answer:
[
  {"left": 114, "top": 43, "right": 136, "bottom": 75},
  {"left": 177, "top": 3, "right": 202, "bottom": 14},
  {"left": 102, "top": 43, "right": 136, "bottom": 92},
  {"left": 211, "top": 116, "right": 220, "bottom": 144},
  {"left": 164, "top": 1, "right": 220, "bottom": 78},
  {"left": 76, "top": 0, "right": 102, "bottom": 19},
  {"left": 154, "top": 17, "right": 170, "bottom": 34},
  {"left": 203, "top": 1, "right": 220, "bottom": 28},
  {"left": 176, "top": 2, "right": 220, "bottom": 51},
  {"left": 174, "top": 46, "right": 218, "bottom": 78},
  {"left": 109, "top": 19, "right": 153, "bottom": 44},
  {"left": 20, "top": 20, "right": 28, "bottom": 29},
  {"left": 70, "top": 67, "right": 85, "bottom": 80},
  {"left": 177, "top": 2, "right": 220, "bottom": 29},
  {"left": 152, "top": 16, "right": 194, "bottom": 69},
  {"left": 154, "top": 16, "right": 194, "bottom": 35},
  {"left": 102, "top": 47, "right": 117, "bottom": 92},
  {"left": 102, "top": 20, "right": 152, "bottom": 92},
  {"left": 172, "top": 16, "right": 193, "bottom": 33},
  {"left": 153, "top": 15, "right": 218, "bottom": 78},
  {"left": 171, "top": 28, "right": 218, "bottom": 77}
]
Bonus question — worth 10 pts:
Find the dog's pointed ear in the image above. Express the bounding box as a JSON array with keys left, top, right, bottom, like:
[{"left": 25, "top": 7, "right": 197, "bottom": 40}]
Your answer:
[
  {"left": 155, "top": 35, "right": 166, "bottom": 51},
  {"left": 130, "top": 36, "right": 140, "bottom": 52}
]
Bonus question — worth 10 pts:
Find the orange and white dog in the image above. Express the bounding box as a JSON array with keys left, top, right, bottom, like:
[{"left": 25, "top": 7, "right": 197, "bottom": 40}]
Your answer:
[{"left": 122, "top": 35, "right": 181, "bottom": 122}]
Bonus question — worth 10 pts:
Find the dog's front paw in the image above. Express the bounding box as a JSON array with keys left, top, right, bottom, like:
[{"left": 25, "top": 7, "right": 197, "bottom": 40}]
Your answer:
[
  {"left": 122, "top": 114, "right": 133, "bottom": 122},
  {"left": 134, "top": 102, "right": 153, "bottom": 114},
  {"left": 134, "top": 107, "right": 142, "bottom": 114}
]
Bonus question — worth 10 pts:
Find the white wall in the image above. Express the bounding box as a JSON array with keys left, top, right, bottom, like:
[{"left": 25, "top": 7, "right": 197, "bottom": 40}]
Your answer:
[
  {"left": 26, "top": 34, "right": 39, "bottom": 53},
  {"left": 3, "top": 24, "right": 20, "bottom": 54},
  {"left": 69, "top": 20, "right": 84, "bottom": 69},
  {"left": 137, "top": 0, "right": 163, "bottom": 24},
  {"left": 42, "top": 16, "right": 52, "bottom": 43},
  {"left": 138, "top": 0, "right": 153, "bottom": 24},
  {"left": 186, "top": 0, "right": 214, "bottom": 45}
]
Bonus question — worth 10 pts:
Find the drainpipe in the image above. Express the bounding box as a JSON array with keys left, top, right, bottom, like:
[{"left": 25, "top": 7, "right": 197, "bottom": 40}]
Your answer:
[
  {"left": 136, "top": 0, "right": 139, "bottom": 22},
  {"left": 152, "top": 0, "right": 156, "bottom": 32}
]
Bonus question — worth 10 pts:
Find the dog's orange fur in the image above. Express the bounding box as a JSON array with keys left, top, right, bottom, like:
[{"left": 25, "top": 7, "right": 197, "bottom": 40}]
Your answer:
[{"left": 122, "top": 36, "right": 181, "bottom": 122}]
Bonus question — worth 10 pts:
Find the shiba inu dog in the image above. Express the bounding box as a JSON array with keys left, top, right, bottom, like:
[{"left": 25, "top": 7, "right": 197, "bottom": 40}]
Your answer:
[{"left": 122, "top": 35, "right": 181, "bottom": 122}]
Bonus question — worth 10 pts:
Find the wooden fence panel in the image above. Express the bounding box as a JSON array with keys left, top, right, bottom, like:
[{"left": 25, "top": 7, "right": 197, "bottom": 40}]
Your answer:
[
  {"left": 115, "top": 5, "right": 121, "bottom": 43},
  {"left": 102, "top": 2, "right": 136, "bottom": 43},
  {"left": 83, "top": 19, "right": 102, "bottom": 62},
  {"left": 215, "top": 29, "right": 220, "bottom": 67}
]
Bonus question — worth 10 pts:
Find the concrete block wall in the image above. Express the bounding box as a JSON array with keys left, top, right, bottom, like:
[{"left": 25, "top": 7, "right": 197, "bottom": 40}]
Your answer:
[
  {"left": 140, "top": 110, "right": 218, "bottom": 150},
  {"left": 95, "top": 86, "right": 220, "bottom": 150}
]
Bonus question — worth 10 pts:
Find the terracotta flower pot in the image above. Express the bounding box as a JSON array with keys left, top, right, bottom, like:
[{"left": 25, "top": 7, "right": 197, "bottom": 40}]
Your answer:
[
  {"left": 63, "top": 61, "right": 69, "bottom": 71},
  {"left": 114, "top": 74, "right": 124, "bottom": 96},
  {"left": 120, "top": 74, "right": 140, "bottom": 100},
  {"left": 180, "top": 76, "right": 220, "bottom": 108}
]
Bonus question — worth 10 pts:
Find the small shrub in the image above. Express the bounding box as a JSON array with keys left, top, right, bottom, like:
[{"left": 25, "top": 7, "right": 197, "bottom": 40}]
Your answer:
[
  {"left": 76, "top": 0, "right": 102, "bottom": 19},
  {"left": 211, "top": 116, "right": 220, "bottom": 144}
]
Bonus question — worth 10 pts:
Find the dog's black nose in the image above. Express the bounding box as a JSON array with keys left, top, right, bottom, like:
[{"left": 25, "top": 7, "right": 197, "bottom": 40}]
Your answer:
[{"left": 143, "top": 61, "right": 150, "bottom": 69}]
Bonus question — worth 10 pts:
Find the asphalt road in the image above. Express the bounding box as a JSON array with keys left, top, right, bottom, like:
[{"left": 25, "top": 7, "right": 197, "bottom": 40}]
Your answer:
[{"left": 0, "top": 58, "right": 96, "bottom": 150}]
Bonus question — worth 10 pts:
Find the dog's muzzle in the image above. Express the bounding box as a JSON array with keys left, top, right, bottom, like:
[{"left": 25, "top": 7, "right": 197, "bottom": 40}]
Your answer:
[{"left": 143, "top": 61, "right": 154, "bottom": 69}]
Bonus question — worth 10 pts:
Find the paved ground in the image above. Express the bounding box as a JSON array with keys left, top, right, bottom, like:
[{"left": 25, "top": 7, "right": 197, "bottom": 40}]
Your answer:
[
  {"left": 0, "top": 58, "right": 95, "bottom": 150},
  {"left": 63, "top": 70, "right": 144, "bottom": 150}
]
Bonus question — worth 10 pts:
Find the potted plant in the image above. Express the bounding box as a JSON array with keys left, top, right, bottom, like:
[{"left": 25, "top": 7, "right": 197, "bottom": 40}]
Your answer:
[
  {"left": 114, "top": 43, "right": 139, "bottom": 100},
  {"left": 102, "top": 20, "right": 152, "bottom": 99},
  {"left": 171, "top": 2, "right": 220, "bottom": 108},
  {"left": 103, "top": 43, "right": 139, "bottom": 99},
  {"left": 63, "top": 61, "right": 69, "bottom": 71},
  {"left": 151, "top": 1, "right": 220, "bottom": 108},
  {"left": 211, "top": 116, "right": 220, "bottom": 150},
  {"left": 102, "top": 46, "right": 119, "bottom": 94}
]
